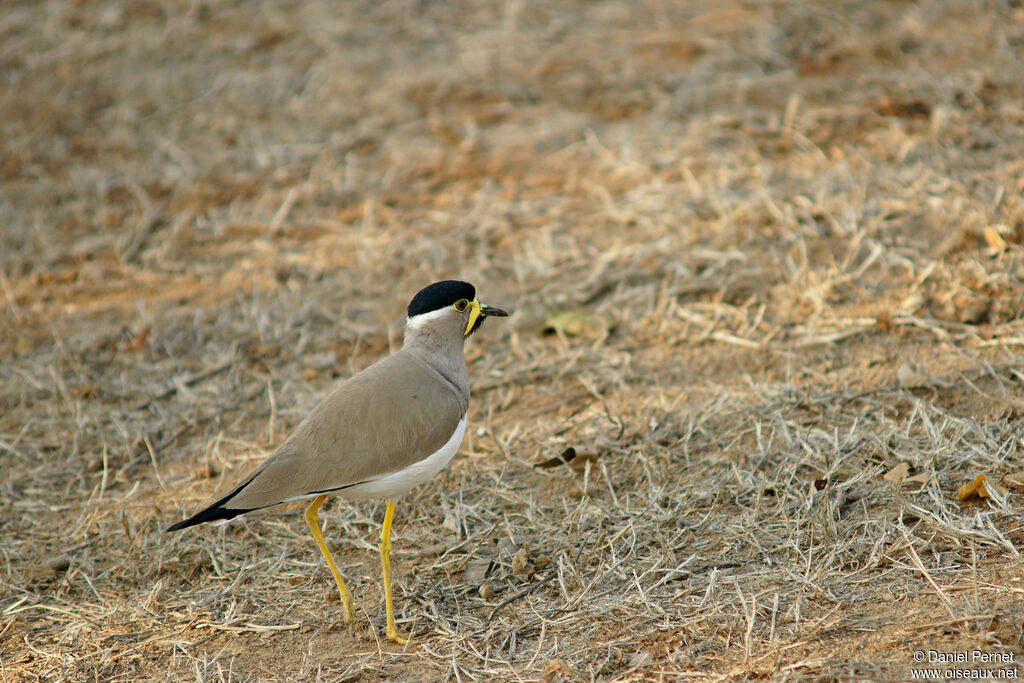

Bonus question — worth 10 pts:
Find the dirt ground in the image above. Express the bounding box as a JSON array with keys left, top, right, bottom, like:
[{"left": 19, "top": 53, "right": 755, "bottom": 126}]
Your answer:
[{"left": 3, "top": 0, "right": 1024, "bottom": 680}]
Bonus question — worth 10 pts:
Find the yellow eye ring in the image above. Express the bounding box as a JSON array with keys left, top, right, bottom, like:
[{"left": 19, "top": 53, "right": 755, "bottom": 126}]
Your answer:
[{"left": 453, "top": 299, "right": 469, "bottom": 312}]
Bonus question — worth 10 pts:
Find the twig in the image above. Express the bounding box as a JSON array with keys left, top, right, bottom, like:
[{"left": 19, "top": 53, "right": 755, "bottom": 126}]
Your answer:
[
  {"left": 135, "top": 360, "right": 235, "bottom": 411},
  {"left": 488, "top": 572, "right": 557, "bottom": 622}
]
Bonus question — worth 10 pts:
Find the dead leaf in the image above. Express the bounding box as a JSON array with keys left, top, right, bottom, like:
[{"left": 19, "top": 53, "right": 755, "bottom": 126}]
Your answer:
[
  {"left": 906, "top": 472, "right": 932, "bottom": 485},
  {"left": 957, "top": 474, "right": 1008, "bottom": 501},
  {"left": 511, "top": 548, "right": 530, "bottom": 574},
  {"left": 1002, "top": 471, "right": 1024, "bottom": 492},
  {"left": 542, "top": 660, "right": 573, "bottom": 683},
  {"left": 75, "top": 384, "right": 101, "bottom": 399},
  {"left": 883, "top": 462, "right": 911, "bottom": 483},
  {"left": 540, "top": 310, "right": 610, "bottom": 339},
  {"left": 409, "top": 541, "right": 448, "bottom": 559},
  {"left": 25, "top": 555, "right": 71, "bottom": 582},
  {"left": 874, "top": 97, "right": 932, "bottom": 119},
  {"left": 120, "top": 324, "right": 150, "bottom": 351}
]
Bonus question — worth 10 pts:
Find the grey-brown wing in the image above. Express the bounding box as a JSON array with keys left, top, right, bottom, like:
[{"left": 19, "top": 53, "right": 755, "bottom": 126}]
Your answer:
[{"left": 223, "top": 352, "right": 466, "bottom": 510}]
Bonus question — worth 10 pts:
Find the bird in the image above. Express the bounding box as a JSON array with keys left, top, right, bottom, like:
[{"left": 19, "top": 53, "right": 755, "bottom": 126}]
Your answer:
[{"left": 167, "top": 280, "right": 508, "bottom": 644}]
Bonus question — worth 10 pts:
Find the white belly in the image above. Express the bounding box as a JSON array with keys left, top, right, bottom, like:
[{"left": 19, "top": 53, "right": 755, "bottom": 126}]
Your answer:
[{"left": 341, "top": 415, "right": 467, "bottom": 500}]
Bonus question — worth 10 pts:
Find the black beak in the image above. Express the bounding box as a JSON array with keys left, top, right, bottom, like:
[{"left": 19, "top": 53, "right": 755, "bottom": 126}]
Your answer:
[
  {"left": 481, "top": 305, "right": 509, "bottom": 318},
  {"left": 467, "top": 303, "right": 509, "bottom": 336}
]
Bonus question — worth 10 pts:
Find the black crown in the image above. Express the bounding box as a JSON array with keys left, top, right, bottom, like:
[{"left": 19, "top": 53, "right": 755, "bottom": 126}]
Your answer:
[{"left": 407, "top": 280, "right": 476, "bottom": 318}]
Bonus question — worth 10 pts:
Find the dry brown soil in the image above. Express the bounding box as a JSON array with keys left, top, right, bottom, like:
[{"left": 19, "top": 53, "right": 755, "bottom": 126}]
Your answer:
[{"left": 3, "top": 0, "right": 1024, "bottom": 680}]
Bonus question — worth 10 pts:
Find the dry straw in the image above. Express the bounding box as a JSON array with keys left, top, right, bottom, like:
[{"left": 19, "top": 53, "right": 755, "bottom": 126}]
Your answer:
[{"left": 3, "top": 0, "right": 1024, "bottom": 680}]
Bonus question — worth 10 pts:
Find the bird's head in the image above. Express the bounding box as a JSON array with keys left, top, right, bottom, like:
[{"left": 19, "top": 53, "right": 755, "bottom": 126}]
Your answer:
[{"left": 405, "top": 280, "right": 509, "bottom": 342}]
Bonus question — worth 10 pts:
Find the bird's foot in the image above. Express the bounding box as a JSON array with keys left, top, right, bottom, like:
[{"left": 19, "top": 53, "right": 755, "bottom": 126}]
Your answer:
[{"left": 386, "top": 624, "right": 408, "bottom": 645}]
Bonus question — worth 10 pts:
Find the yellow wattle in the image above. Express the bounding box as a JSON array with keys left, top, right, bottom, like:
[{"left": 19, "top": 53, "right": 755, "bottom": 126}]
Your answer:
[{"left": 465, "top": 298, "right": 482, "bottom": 335}]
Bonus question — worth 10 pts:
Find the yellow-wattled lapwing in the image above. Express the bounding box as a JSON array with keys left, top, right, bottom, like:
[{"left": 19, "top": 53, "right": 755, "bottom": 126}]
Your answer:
[{"left": 168, "top": 280, "right": 508, "bottom": 643}]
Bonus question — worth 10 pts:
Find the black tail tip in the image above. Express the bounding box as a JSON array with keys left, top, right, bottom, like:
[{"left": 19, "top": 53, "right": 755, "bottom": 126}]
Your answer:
[{"left": 166, "top": 506, "right": 248, "bottom": 532}]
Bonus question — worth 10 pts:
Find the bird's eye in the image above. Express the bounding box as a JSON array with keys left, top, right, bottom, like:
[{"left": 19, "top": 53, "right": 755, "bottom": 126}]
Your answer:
[{"left": 453, "top": 299, "right": 469, "bottom": 312}]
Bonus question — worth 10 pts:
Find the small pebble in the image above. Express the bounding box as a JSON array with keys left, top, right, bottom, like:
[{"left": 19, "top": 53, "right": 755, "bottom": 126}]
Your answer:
[
  {"left": 896, "top": 362, "right": 920, "bottom": 387},
  {"left": 478, "top": 583, "right": 495, "bottom": 599},
  {"left": 43, "top": 555, "right": 71, "bottom": 573},
  {"left": 195, "top": 464, "right": 219, "bottom": 479}
]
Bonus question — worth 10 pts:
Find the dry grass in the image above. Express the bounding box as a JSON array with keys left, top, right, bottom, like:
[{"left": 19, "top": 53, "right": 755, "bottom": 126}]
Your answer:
[{"left": 3, "top": 0, "right": 1024, "bottom": 680}]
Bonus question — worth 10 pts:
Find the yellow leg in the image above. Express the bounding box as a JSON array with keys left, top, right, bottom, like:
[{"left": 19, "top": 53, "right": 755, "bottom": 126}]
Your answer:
[
  {"left": 380, "top": 500, "right": 407, "bottom": 644},
  {"left": 304, "top": 495, "right": 355, "bottom": 622}
]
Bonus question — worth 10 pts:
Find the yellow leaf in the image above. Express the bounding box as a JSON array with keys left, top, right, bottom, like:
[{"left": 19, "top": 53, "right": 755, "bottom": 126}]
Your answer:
[
  {"left": 540, "top": 310, "right": 610, "bottom": 339},
  {"left": 957, "top": 474, "right": 1008, "bottom": 501},
  {"left": 983, "top": 226, "right": 1007, "bottom": 250}
]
